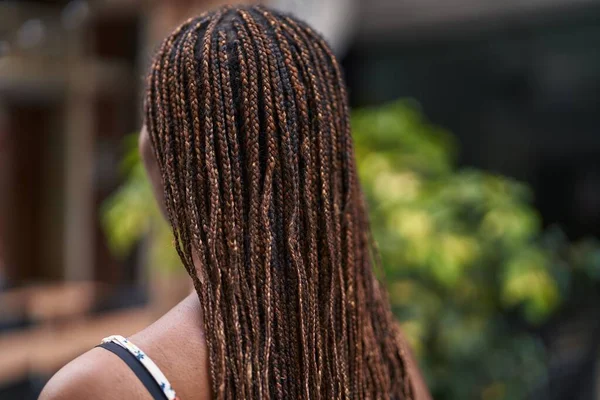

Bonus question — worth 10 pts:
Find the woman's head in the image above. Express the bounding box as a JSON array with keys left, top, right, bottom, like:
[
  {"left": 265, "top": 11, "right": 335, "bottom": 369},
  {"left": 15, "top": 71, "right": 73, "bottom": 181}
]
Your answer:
[{"left": 143, "top": 5, "right": 413, "bottom": 399}]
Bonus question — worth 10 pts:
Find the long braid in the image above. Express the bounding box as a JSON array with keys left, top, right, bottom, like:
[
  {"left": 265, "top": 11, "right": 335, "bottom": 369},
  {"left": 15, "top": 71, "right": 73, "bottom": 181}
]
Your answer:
[
  {"left": 232, "top": 20, "right": 267, "bottom": 398},
  {"left": 279, "top": 21, "right": 362, "bottom": 395},
  {"left": 144, "top": 6, "right": 415, "bottom": 399},
  {"left": 261, "top": 10, "right": 322, "bottom": 397},
  {"left": 273, "top": 21, "right": 327, "bottom": 397},
  {"left": 238, "top": 10, "right": 279, "bottom": 399},
  {"left": 249, "top": 10, "right": 312, "bottom": 399},
  {"left": 275, "top": 14, "right": 346, "bottom": 398}
]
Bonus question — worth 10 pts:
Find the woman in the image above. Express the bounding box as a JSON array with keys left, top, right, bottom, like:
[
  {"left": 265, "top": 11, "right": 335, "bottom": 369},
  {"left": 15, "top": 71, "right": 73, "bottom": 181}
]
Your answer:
[{"left": 40, "top": 5, "right": 430, "bottom": 400}]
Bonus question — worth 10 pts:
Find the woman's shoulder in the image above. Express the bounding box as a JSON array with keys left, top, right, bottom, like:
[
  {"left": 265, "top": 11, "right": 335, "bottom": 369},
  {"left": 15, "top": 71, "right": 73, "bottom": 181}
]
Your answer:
[
  {"left": 39, "top": 293, "right": 210, "bottom": 400},
  {"left": 39, "top": 346, "right": 150, "bottom": 400}
]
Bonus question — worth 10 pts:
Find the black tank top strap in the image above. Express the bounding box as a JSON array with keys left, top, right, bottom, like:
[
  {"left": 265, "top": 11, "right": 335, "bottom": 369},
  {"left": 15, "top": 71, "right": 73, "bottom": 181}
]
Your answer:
[
  {"left": 95, "top": 335, "right": 178, "bottom": 400},
  {"left": 96, "top": 341, "right": 167, "bottom": 400}
]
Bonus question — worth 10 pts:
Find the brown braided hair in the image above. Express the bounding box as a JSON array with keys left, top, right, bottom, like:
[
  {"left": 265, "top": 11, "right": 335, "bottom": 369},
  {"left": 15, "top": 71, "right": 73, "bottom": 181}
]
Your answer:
[{"left": 144, "top": 5, "right": 414, "bottom": 399}]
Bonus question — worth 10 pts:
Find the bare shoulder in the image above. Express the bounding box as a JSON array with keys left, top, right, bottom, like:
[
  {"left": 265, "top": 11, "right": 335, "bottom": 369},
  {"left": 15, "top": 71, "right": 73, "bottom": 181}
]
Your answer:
[
  {"left": 130, "top": 293, "right": 211, "bottom": 400},
  {"left": 39, "top": 294, "right": 210, "bottom": 400},
  {"left": 39, "top": 347, "right": 150, "bottom": 400}
]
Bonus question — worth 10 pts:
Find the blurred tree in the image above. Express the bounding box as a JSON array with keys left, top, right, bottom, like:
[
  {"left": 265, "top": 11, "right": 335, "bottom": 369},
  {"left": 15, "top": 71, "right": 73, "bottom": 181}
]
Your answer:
[
  {"left": 103, "top": 100, "right": 600, "bottom": 400},
  {"left": 353, "top": 101, "right": 555, "bottom": 399},
  {"left": 353, "top": 100, "right": 600, "bottom": 400},
  {"left": 102, "top": 135, "right": 180, "bottom": 274}
]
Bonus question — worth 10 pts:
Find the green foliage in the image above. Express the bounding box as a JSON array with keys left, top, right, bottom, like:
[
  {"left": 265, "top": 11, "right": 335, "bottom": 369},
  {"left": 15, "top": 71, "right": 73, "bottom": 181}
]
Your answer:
[
  {"left": 353, "top": 100, "right": 559, "bottom": 399},
  {"left": 102, "top": 135, "right": 180, "bottom": 272}
]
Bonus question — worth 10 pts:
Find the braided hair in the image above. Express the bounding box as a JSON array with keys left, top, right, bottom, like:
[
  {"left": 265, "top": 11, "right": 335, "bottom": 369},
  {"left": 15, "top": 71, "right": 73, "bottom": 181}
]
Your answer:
[{"left": 144, "top": 5, "right": 414, "bottom": 399}]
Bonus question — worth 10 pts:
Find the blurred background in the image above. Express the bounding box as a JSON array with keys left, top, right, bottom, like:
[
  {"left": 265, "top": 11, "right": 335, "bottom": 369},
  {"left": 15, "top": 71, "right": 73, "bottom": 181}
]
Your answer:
[{"left": 1, "top": 0, "right": 600, "bottom": 399}]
